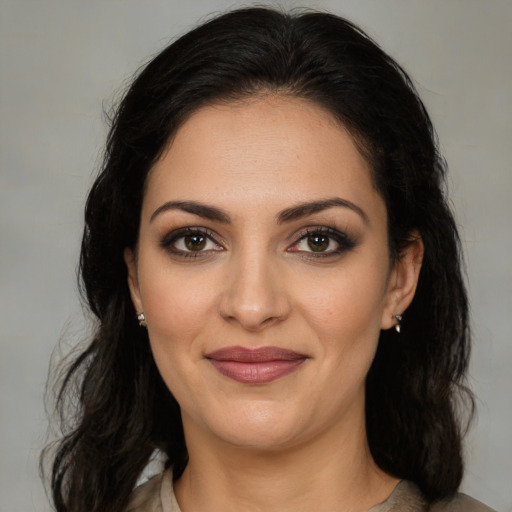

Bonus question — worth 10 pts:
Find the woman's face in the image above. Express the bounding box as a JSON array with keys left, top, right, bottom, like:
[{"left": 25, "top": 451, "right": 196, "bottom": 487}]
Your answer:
[{"left": 126, "top": 96, "right": 420, "bottom": 451}]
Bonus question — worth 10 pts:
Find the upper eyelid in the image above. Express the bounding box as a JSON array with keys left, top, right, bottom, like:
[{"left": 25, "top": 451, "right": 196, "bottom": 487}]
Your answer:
[
  {"left": 290, "top": 225, "right": 349, "bottom": 241},
  {"left": 288, "top": 226, "right": 356, "bottom": 252},
  {"left": 162, "top": 226, "right": 218, "bottom": 239},
  {"left": 160, "top": 227, "right": 224, "bottom": 248}
]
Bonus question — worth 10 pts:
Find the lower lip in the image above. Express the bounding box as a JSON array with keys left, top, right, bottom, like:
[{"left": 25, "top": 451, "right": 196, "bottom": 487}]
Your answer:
[{"left": 208, "top": 359, "right": 305, "bottom": 384}]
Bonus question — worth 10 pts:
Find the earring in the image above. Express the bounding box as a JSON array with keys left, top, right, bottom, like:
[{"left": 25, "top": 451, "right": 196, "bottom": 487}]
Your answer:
[
  {"left": 137, "top": 312, "right": 147, "bottom": 327},
  {"left": 394, "top": 313, "right": 402, "bottom": 333}
]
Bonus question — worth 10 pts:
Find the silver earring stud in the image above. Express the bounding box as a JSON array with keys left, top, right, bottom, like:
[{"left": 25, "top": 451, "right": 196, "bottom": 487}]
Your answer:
[
  {"left": 394, "top": 313, "right": 402, "bottom": 333},
  {"left": 137, "top": 312, "right": 147, "bottom": 327}
]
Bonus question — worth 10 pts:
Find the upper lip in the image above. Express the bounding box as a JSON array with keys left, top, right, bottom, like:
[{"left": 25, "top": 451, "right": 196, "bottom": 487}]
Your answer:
[{"left": 205, "top": 346, "right": 307, "bottom": 362}]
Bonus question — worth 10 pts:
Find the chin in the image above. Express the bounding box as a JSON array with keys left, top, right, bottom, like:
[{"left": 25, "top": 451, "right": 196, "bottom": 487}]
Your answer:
[{"left": 198, "top": 399, "right": 310, "bottom": 451}]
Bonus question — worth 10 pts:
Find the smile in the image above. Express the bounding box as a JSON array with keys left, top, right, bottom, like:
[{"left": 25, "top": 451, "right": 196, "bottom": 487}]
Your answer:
[{"left": 205, "top": 346, "right": 307, "bottom": 384}]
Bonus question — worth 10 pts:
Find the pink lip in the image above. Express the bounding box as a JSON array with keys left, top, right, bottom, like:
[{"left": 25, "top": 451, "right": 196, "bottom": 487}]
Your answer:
[{"left": 205, "top": 346, "right": 307, "bottom": 384}]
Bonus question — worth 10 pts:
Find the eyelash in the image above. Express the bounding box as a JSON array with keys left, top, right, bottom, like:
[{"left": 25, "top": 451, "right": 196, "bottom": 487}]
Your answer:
[
  {"left": 288, "top": 226, "right": 356, "bottom": 259},
  {"left": 160, "top": 226, "right": 356, "bottom": 259},
  {"left": 160, "top": 227, "right": 223, "bottom": 258}
]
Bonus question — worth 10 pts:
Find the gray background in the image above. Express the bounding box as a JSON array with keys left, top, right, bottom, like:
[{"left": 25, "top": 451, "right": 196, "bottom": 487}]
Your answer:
[{"left": 1, "top": 1, "right": 511, "bottom": 510}]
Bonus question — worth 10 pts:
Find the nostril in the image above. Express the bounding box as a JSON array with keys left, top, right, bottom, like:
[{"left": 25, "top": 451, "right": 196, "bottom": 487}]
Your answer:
[
  {"left": 218, "top": 261, "right": 291, "bottom": 330},
  {"left": 219, "top": 292, "right": 291, "bottom": 331}
]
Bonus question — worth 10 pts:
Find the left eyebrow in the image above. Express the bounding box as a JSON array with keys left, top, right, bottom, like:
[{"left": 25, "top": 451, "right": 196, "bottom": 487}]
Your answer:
[{"left": 277, "top": 198, "right": 369, "bottom": 225}]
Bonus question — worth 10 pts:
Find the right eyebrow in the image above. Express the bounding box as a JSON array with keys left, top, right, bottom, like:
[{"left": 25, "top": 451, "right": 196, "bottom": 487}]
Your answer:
[{"left": 150, "top": 201, "right": 232, "bottom": 224}]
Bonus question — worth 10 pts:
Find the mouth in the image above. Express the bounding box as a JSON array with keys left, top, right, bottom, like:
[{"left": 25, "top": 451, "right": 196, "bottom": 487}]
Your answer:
[{"left": 205, "top": 346, "right": 308, "bottom": 384}]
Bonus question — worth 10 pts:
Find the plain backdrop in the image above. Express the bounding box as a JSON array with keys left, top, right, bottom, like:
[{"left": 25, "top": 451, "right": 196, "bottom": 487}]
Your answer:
[{"left": 1, "top": 1, "right": 511, "bottom": 511}]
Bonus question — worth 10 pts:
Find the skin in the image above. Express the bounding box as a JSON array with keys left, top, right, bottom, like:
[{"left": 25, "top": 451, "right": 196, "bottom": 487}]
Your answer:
[{"left": 125, "top": 95, "right": 423, "bottom": 512}]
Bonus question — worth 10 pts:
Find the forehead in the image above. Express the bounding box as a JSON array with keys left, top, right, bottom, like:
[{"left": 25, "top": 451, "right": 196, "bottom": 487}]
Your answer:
[{"left": 143, "top": 96, "right": 383, "bottom": 221}]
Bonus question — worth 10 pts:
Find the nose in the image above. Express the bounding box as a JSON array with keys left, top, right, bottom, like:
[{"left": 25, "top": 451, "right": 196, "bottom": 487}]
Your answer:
[{"left": 218, "top": 250, "right": 291, "bottom": 332}]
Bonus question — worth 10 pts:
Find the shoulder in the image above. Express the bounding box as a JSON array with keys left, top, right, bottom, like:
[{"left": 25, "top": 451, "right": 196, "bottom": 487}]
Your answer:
[
  {"left": 430, "top": 493, "right": 496, "bottom": 512},
  {"left": 125, "top": 472, "right": 164, "bottom": 512},
  {"left": 371, "top": 481, "right": 496, "bottom": 512},
  {"left": 125, "top": 469, "right": 180, "bottom": 512}
]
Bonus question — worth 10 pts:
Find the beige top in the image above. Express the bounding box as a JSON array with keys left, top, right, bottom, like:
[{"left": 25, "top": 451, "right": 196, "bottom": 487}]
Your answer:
[{"left": 126, "top": 469, "right": 495, "bottom": 512}]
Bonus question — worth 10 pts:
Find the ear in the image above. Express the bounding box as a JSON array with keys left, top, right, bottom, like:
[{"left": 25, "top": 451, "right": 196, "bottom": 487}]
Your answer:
[
  {"left": 124, "top": 248, "right": 143, "bottom": 314},
  {"left": 381, "top": 232, "right": 424, "bottom": 330}
]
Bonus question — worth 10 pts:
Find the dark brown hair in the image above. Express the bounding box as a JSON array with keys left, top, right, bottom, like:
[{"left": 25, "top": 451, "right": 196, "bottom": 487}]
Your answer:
[{"left": 44, "top": 7, "right": 472, "bottom": 512}]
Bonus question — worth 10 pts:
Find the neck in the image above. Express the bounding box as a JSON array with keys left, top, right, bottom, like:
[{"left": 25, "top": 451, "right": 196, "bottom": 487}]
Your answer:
[{"left": 174, "top": 411, "right": 398, "bottom": 512}]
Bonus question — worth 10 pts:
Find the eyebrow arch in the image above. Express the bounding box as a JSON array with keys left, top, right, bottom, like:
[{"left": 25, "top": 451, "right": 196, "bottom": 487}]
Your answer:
[
  {"left": 277, "top": 198, "right": 369, "bottom": 225},
  {"left": 150, "top": 201, "right": 231, "bottom": 223}
]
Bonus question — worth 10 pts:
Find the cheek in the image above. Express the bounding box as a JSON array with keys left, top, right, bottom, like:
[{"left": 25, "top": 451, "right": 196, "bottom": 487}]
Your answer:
[
  {"left": 296, "top": 266, "right": 388, "bottom": 344},
  {"left": 138, "top": 262, "right": 219, "bottom": 364},
  {"left": 140, "top": 258, "right": 212, "bottom": 320},
  {"left": 139, "top": 269, "right": 217, "bottom": 404}
]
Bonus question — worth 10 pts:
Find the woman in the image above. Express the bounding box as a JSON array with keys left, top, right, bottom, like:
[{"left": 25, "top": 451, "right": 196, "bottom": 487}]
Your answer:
[{"left": 45, "top": 7, "right": 495, "bottom": 512}]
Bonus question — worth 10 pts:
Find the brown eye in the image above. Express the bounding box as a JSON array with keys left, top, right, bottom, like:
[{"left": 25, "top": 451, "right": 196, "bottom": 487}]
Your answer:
[
  {"left": 307, "top": 234, "right": 330, "bottom": 252},
  {"left": 288, "top": 227, "right": 354, "bottom": 257},
  {"left": 161, "top": 228, "right": 224, "bottom": 257},
  {"left": 185, "top": 234, "right": 207, "bottom": 251}
]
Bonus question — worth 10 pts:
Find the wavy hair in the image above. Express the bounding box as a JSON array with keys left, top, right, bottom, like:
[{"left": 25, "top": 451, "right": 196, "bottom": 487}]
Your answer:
[{"left": 43, "top": 7, "right": 472, "bottom": 512}]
